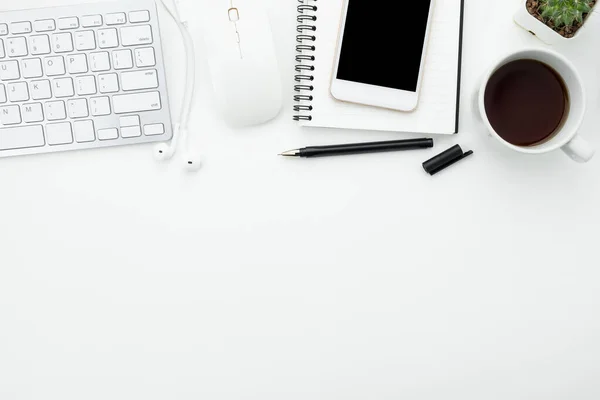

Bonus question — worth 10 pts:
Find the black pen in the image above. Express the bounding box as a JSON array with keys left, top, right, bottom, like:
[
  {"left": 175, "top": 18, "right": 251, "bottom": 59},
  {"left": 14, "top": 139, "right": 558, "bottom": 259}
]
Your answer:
[{"left": 279, "top": 138, "right": 434, "bottom": 158}]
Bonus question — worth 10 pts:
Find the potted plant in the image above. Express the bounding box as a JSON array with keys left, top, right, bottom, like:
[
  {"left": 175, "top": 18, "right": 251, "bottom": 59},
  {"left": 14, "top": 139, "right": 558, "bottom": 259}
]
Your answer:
[{"left": 514, "top": 0, "right": 597, "bottom": 44}]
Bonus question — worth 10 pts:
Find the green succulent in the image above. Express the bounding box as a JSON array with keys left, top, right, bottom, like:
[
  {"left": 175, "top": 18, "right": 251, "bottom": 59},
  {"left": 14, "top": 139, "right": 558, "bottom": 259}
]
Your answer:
[{"left": 539, "top": 0, "right": 595, "bottom": 27}]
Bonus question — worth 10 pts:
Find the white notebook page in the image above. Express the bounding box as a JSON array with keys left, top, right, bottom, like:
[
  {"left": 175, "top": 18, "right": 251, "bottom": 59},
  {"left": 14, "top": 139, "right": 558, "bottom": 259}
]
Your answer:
[{"left": 296, "top": 0, "right": 463, "bottom": 134}]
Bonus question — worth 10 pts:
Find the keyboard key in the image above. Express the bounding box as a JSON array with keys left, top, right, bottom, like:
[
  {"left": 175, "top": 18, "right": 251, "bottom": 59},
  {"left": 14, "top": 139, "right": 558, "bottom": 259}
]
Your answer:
[
  {"left": 74, "top": 120, "right": 95, "bottom": 142},
  {"left": 98, "top": 28, "right": 119, "bottom": 48},
  {"left": 7, "top": 82, "right": 29, "bottom": 102},
  {"left": 121, "top": 125, "right": 141, "bottom": 138},
  {"left": 134, "top": 47, "right": 155, "bottom": 67},
  {"left": 22, "top": 58, "right": 43, "bottom": 79},
  {"left": 90, "top": 96, "right": 110, "bottom": 116},
  {"left": 113, "top": 91, "right": 161, "bottom": 114},
  {"left": 58, "top": 17, "right": 79, "bottom": 30},
  {"left": 30, "top": 80, "right": 52, "bottom": 100},
  {"left": 90, "top": 52, "right": 110, "bottom": 72},
  {"left": 98, "top": 73, "right": 119, "bottom": 93},
  {"left": 0, "top": 60, "right": 20, "bottom": 80},
  {"left": 34, "top": 19, "right": 56, "bottom": 32},
  {"left": 67, "top": 98, "right": 88, "bottom": 118},
  {"left": 0, "top": 24, "right": 8, "bottom": 36},
  {"left": 0, "top": 105, "right": 22, "bottom": 124},
  {"left": 119, "top": 115, "right": 139, "bottom": 127},
  {"left": 74, "top": 31, "right": 96, "bottom": 51},
  {"left": 22, "top": 102, "right": 44, "bottom": 123},
  {"left": 10, "top": 22, "right": 32, "bottom": 34},
  {"left": 74, "top": 76, "right": 96, "bottom": 95},
  {"left": 46, "top": 122, "right": 73, "bottom": 145},
  {"left": 44, "top": 56, "right": 65, "bottom": 76},
  {"left": 53, "top": 77, "right": 74, "bottom": 98},
  {"left": 0, "top": 125, "right": 45, "bottom": 150},
  {"left": 129, "top": 10, "right": 150, "bottom": 23},
  {"left": 105, "top": 13, "right": 126, "bottom": 25},
  {"left": 7, "top": 37, "right": 28, "bottom": 57},
  {"left": 0, "top": 40, "right": 4, "bottom": 58},
  {"left": 112, "top": 49, "right": 133, "bottom": 70},
  {"left": 81, "top": 15, "right": 103, "bottom": 28},
  {"left": 45, "top": 100, "right": 66, "bottom": 120},
  {"left": 0, "top": 85, "right": 6, "bottom": 103},
  {"left": 52, "top": 33, "right": 73, "bottom": 53},
  {"left": 144, "top": 123, "right": 164, "bottom": 136},
  {"left": 97, "top": 127, "right": 118, "bottom": 140},
  {"left": 66, "top": 54, "right": 88, "bottom": 74},
  {"left": 29, "top": 35, "right": 51, "bottom": 55},
  {"left": 120, "top": 25, "right": 152, "bottom": 46},
  {"left": 121, "top": 69, "right": 158, "bottom": 91}
]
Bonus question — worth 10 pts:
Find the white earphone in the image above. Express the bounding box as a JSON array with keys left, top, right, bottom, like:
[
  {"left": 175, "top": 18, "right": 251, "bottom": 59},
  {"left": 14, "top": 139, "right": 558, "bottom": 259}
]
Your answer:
[
  {"left": 154, "top": 123, "right": 179, "bottom": 161},
  {"left": 154, "top": 0, "right": 201, "bottom": 172},
  {"left": 179, "top": 125, "right": 203, "bottom": 172}
]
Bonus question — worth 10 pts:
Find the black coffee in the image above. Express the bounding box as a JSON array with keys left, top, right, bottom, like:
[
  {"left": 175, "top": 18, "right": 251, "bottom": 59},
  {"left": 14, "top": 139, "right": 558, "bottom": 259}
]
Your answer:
[{"left": 484, "top": 59, "right": 568, "bottom": 147}]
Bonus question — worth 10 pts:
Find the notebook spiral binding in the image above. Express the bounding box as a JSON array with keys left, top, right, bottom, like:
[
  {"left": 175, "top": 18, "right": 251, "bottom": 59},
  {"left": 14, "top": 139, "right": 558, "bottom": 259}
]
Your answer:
[{"left": 293, "top": 0, "right": 317, "bottom": 121}]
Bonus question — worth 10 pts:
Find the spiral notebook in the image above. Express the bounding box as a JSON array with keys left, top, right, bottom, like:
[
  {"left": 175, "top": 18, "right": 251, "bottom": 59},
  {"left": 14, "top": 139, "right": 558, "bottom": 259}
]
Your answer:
[{"left": 293, "top": 0, "right": 465, "bottom": 134}]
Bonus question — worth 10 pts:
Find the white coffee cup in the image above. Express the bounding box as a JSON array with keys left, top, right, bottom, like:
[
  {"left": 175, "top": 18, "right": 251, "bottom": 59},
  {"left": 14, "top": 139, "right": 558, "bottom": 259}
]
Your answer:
[{"left": 477, "top": 48, "right": 595, "bottom": 163}]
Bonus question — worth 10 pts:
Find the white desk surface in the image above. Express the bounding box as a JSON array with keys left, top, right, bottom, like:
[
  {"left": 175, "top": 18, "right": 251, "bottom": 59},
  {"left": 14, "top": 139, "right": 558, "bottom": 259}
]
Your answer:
[{"left": 1, "top": 0, "right": 599, "bottom": 398}]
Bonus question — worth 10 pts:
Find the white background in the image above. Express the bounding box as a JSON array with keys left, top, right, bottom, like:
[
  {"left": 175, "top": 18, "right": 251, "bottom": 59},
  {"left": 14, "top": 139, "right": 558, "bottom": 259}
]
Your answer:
[{"left": 1, "top": 0, "right": 599, "bottom": 399}]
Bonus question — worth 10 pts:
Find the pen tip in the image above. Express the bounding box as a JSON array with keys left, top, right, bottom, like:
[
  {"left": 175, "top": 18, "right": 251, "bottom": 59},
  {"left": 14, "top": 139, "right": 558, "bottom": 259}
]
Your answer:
[{"left": 279, "top": 149, "right": 300, "bottom": 157}]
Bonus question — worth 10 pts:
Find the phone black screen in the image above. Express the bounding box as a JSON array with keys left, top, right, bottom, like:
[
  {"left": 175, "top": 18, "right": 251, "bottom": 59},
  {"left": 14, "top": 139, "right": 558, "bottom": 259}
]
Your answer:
[{"left": 336, "top": 0, "right": 432, "bottom": 92}]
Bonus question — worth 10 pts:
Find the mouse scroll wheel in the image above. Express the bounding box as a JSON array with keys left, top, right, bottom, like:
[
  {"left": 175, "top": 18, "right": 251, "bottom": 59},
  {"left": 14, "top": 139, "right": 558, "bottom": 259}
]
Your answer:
[{"left": 228, "top": 8, "right": 240, "bottom": 22}]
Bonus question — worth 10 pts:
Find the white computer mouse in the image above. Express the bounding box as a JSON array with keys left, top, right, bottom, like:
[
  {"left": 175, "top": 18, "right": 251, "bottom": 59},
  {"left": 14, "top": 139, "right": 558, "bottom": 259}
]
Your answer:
[{"left": 203, "top": 2, "right": 283, "bottom": 127}]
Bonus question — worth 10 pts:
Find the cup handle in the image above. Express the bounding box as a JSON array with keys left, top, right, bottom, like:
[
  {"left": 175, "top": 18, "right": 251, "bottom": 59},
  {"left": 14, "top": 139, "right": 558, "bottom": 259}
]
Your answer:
[{"left": 562, "top": 135, "right": 595, "bottom": 163}]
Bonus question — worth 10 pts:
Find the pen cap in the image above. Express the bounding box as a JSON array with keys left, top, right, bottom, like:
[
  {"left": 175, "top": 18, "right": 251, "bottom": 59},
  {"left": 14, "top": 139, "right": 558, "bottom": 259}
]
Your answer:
[{"left": 423, "top": 145, "right": 473, "bottom": 175}]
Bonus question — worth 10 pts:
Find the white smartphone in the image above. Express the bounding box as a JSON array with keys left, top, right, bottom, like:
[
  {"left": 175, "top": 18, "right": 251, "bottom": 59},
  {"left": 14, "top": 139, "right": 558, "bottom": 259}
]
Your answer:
[{"left": 330, "top": 0, "right": 436, "bottom": 112}]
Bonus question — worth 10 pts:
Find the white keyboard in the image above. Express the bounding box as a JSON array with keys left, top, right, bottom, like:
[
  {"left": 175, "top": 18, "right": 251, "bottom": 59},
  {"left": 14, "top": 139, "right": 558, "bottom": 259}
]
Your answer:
[{"left": 0, "top": 0, "right": 173, "bottom": 158}]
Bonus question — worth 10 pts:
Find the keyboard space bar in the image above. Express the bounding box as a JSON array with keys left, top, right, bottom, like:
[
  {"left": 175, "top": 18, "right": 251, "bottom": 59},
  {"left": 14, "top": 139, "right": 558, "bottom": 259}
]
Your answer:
[
  {"left": 0, "top": 125, "right": 45, "bottom": 151},
  {"left": 113, "top": 91, "right": 162, "bottom": 114}
]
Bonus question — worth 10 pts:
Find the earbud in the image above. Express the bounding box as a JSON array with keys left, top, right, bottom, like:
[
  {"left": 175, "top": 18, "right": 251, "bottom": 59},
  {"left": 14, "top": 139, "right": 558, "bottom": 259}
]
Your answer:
[
  {"left": 179, "top": 128, "right": 202, "bottom": 172},
  {"left": 154, "top": 142, "right": 177, "bottom": 161},
  {"left": 154, "top": 123, "right": 181, "bottom": 161},
  {"left": 183, "top": 152, "right": 203, "bottom": 172}
]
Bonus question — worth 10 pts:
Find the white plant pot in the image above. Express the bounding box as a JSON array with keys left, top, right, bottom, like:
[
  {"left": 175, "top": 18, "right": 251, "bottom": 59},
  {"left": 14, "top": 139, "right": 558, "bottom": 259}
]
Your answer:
[{"left": 514, "top": 2, "right": 596, "bottom": 45}]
